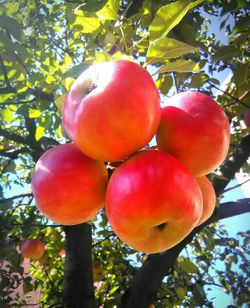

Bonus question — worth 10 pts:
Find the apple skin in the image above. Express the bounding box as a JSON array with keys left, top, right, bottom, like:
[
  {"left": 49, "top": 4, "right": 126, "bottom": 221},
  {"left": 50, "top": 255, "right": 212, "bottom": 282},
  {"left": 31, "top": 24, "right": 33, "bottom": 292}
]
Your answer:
[
  {"left": 62, "top": 60, "right": 161, "bottom": 162},
  {"left": 105, "top": 150, "right": 203, "bottom": 254},
  {"left": 195, "top": 176, "right": 216, "bottom": 226},
  {"left": 156, "top": 92, "right": 230, "bottom": 176},
  {"left": 31, "top": 143, "right": 108, "bottom": 225},
  {"left": 20, "top": 239, "right": 45, "bottom": 259},
  {"left": 243, "top": 109, "right": 250, "bottom": 127}
]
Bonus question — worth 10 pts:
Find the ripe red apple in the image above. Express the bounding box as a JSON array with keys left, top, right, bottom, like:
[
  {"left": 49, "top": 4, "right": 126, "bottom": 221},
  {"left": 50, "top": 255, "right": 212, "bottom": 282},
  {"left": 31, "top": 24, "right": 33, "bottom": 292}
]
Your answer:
[
  {"left": 20, "top": 239, "right": 45, "bottom": 259},
  {"left": 62, "top": 60, "right": 161, "bottom": 162},
  {"left": 32, "top": 143, "right": 108, "bottom": 225},
  {"left": 156, "top": 92, "right": 230, "bottom": 176},
  {"left": 243, "top": 109, "right": 250, "bottom": 127},
  {"left": 195, "top": 176, "right": 216, "bottom": 226},
  {"left": 106, "top": 150, "right": 203, "bottom": 254}
]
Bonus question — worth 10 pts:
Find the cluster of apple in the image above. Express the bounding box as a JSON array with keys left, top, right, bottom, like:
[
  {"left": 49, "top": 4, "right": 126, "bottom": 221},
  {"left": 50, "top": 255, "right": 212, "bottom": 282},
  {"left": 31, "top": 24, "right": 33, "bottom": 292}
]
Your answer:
[{"left": 31, "top": 60, "right": 230, "bottom": 254}]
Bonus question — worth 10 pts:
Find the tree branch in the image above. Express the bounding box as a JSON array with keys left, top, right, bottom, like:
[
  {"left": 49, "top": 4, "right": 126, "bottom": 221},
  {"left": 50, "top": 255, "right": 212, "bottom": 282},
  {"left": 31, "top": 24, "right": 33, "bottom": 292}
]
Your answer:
[
  {"left": 212, "top": 134, "right": 250, "bottom": 195},
  {"left": 0, "top": 193, "right": 33, "bottom": 205},
  {"left": 0, "top": 148, "right": 31, "bottom": 159},
  {"left": 122, "top": 198, "right": 250, "bottom": 307}
]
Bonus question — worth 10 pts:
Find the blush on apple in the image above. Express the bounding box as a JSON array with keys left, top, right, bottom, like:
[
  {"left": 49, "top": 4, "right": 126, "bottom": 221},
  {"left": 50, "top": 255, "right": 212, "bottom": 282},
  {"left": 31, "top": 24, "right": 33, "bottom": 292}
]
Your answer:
[
  {"left": 20, "top": 239, "right": 45, "bottom": 259},
  {"left": 105, "top": 150, "right": 203, "bottom": 254},
  {"left": 32, "top": 143, "right": 108, "bottom": 225},
  {"left": 156, "top": 91, "right": 230, "bottom": 176},
  {"left": 195, "top": 176, "right": 216, "bottom": 226},
  {"left": 62, "top": 60, "right": 161, "bottom": 162}
]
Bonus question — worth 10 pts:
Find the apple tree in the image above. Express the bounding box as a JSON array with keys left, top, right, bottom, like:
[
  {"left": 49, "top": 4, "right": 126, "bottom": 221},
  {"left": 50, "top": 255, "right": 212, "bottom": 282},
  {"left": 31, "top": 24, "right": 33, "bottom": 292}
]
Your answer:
[{"left": 0, "top": 0, "right": 249, "bottom": 307}]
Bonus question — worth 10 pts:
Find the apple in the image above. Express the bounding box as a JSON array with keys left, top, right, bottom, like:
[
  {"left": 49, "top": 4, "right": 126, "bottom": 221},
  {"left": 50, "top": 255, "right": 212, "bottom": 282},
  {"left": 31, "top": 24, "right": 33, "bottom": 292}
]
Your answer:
[
  {"left": 32, "top": 143, "right": 108, "bottom": 225},
  {"left": 195, "top": 176, "right": 216, "bottom": 226},
  {"left": 243, "top": 109, "right": 250, "bottom": 127},
  {"left": 62, "top": 60, "right": 161, "bottom": 162},
  {"left": 105, "top": 150, "right": 203, "bottom": 254},
  {"left": 156, "top": 91, "right": 230, "bottom": 176},
  {"left": 20, "top": 239, "right": 45, "bottom": 259}
]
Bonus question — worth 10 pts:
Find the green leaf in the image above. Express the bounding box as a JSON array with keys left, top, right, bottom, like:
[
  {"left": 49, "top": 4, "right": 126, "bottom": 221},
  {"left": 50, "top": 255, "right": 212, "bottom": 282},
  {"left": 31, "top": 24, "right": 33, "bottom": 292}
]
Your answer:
[
  {"left": 149, "top": 0, "right": 204, "bottom": 41},
  {"left": 78, "top": 0, "right": 108, "bottom": 12},
  {"left": 0, "top": 15, "right": 24, "bottom": 41},
  {"left": 157, "top": 59, "right": 199, "bottom": 74},
  {"left": 212, "top": 45, "right": 238, "bottom": 62},
  {"left": 190, "top": 74, "right": 208, "bottom": 88},
  {"left": 156, "top": 75, "right": 173, "bottom": 94},
  {"left": 109, "top": 285, "right": 119, "bottom": 295},
  {"left": 147, "top": 37, "right": 198, "bottom": 62},
  {"left": 180, "top": 259, "right": 199, "bottom": 273},
  {"left": 2, "top": 108, "right": 14, "bottom": 122},
  {"left": 5, "top": 2, "right": 20, "bottom": 15},
  {"left": 74, "top": 16, "right": 101, "bottom": 33},
  {"left": 96, "top": 0, "right": 118, "bottom": 20},
  {"left": 63, "top": 63, "right": 90, "bottom": 78},
  {"left": 176, "top": 286, "right": 186, "bottom": 300}
]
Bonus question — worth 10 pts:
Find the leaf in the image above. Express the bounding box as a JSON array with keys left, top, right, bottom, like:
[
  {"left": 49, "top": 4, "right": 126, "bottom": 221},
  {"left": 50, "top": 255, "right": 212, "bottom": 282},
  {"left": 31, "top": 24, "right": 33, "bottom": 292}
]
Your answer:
[
  {"left": 180, "top": 259, "right": 199, "bottom": 273},
  {"left": 147, "top": 37, "right": 198, "bottom": 61},
  {"left": 156, "top": 59, "right": 199, "bottom": 74},
  {"left": 0, "top": 15, "right": 24, "bottom": 41},
  {"left": 63, "top": 63, "right": 90, "bottom": 78},
  {"left": 62, "top": 77, "right": 75, "bottom": 91},
  {"left": 2, "top": 108, "right": 14, "bottom": 122},
  {"left": 212, "top": 46, "right": 238, "bottom": 62},
  {"left": 28, "top": 109, "right": 42, "bottom": 118},
  {"left": 78, "top": 0, "right": 108, "bottom": 12},
  {"left": 176, "top": 287, "right": 186, "bottom": 299},
  {"left": 35, "top": 126, "right": 45, "bottom": 141},
  {"left": 190, "top": 74, "right": 208, "bottom": 88},
  {"left": 5, "top": 2, "right": 20, "bottom": 15},
  {"left": 156, "top": 75, "right": 173, "bottom": 94},
  {"left": 55, "top": 95, "right": 66, "bottom": 111},
  {"left": 74, "top": 16, "right": 101, "bottom": 33},
  {"left": 96, "top": 0, "right": 118, "bottom": 20},
  {"left": 149, "top": 0, "right": 204, "bottom": 41},
  {"left": 109, "top": 285, "right": 119, "bottom": 295}
]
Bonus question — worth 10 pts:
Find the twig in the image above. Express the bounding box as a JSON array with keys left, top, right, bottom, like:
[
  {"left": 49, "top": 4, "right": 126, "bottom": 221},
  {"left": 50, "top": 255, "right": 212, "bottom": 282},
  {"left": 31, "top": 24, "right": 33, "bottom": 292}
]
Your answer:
[
  {"left": 0, "top": 193, "right": 33, "bottom": 205},
  {"left": 223, "top": 178, "right": 250, "bottom": 193},
  {"left": 208, "top": 80, "right": 249, "bottom": 108}
]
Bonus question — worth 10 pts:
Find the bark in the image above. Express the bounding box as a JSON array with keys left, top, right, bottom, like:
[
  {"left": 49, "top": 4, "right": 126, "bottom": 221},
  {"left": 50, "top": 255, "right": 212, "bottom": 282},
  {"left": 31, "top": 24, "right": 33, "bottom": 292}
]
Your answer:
[{"left": 64, "top": 223, "right": 96, "bottom": 308}]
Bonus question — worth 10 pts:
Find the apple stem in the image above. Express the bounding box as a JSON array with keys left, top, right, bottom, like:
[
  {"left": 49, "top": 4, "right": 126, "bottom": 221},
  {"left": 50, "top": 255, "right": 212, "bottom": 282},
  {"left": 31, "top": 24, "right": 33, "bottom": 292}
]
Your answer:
[{"left": 156, "top": 222, "right": 167, "bottom": 231}]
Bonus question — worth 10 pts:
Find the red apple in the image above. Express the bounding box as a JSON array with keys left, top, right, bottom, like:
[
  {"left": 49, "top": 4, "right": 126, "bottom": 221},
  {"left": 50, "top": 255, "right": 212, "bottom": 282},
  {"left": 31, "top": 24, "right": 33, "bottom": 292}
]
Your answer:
[
  {"left": 156, "top": 92, "right": 230, "bottom": 176},
  {"left": 243, "top": 109, "right": 250, "bottom": 127},
  {"left": 20, "top": 239, "right": 45, "bottom": 259},
  {"left": 62, "top": 60, "right": 161, "bottom": 162},
  {"left": 195, "top": 176, "right": 216, "bottom": 226},
  {"left": 32, "top": 143, "right": 108, "bottom": 225},
  {"left": 106, "top": 150, "right": 203, "bottom": 254}
]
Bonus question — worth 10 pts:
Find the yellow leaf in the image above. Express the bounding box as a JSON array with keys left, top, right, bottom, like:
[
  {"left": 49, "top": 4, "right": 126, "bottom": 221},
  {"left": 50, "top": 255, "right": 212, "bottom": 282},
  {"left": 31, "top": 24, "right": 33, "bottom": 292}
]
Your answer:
[
  {"left": 35, "top": 126, "right": 45, "bottom": 141},
  {"left": 55, "top": 94, "right": 66, "bottom": 111},
  {"left": 62, "top": 78, "right": 75, "bottom": 91}
]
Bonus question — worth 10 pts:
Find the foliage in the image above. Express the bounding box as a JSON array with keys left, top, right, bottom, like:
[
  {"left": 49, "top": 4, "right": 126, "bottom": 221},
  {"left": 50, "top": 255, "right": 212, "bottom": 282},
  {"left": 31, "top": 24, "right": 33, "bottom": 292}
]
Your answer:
[{"left": 0, "top": 0, "right": 249, "bottom": 307}]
